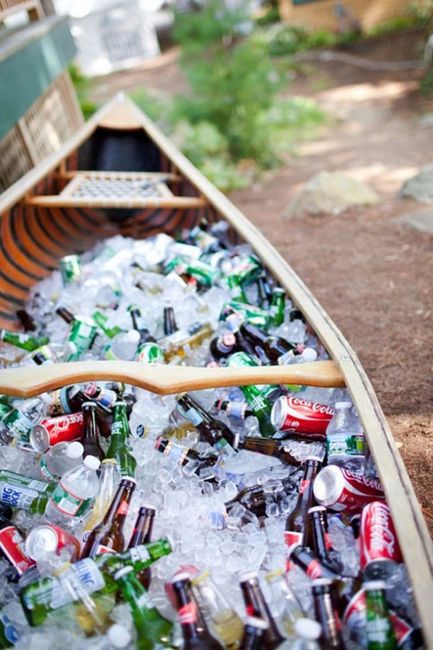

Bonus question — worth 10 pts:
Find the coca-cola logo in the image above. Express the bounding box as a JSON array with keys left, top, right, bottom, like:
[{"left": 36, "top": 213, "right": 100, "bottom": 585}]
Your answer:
[
  {"left": 290, "top": 398, "right": 335, "bottom": 416},
  {"left": 361, "top": 503, "right": 401, "bottom": 563},
  {"left": 343, "top": 469, "right": 383, "bottom": 492}
]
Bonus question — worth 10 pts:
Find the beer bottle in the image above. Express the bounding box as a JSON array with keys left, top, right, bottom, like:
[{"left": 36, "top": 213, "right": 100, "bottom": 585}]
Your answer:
[
  {"left": 163, "top": 306, "right": 178, "bottom": 336},
  {"left": 177, "top": 394, "right": 239, "bottom": 451},
  {"left": 83, "top": 459, "right": 119, "bottom": 539},
  {"left": 56, "top": 308, "right": 98, "bottom": 361},
  {"left": 106, "top": 401, "right": 136, "bottom": 477},
  {"left": 239, "top": 572, "right": 285, "bottom": 649},
  {"left": 163, "top": 322, "right": 214, "bottom": 364},
  {"left": 129, "top": 304, "right": 157, "bottom": 344},
  {"left": 226, "top": 353, "right": 275, "bottom": 438},
  {"left": 191, "top": 570, "right": 244, "bottom": 649},
  {"left": 239, "top": 437, "right": 302, "bottom": 467},
  {"left": 127, "top": 505, "right": 155, "bottom": 590},
  {"left": 225, "top": 485, "right": 267, "bottom": 519},
  {"left": 20, "top": 538, "right": 172, "bottom": 627},
  {"left": 306, "top": 506, "right": 331, "bottom": 564},
  {"left": 364, "top": 581, "right": 397, "bottom": 650},
  {"left": 213, "top": 399, "right": 253, "bottom": 420},
  {"left": 264, "top": 568, "right": 304, "bottom": 637},
  {"left": 239, "top": 617, "right": 269, "bottom": 650},
  {"left": 81, "top": 478, "right": 136, "bottom": 558},
  {"left": 287, "top": 545, "right": 342, "bottom": 581},
  {"left": 171, "top": 573, "right": 224, "bottom": 649},
  {"left": 256, "top": 276, "right": 273, "bottom": 309},
  {"left": 114, "top": 565, "right": 173, "bottom": 649},
  {"left": 227, "top": 275, "right": 248, "bottom": 304},
  {"left": 0, "top": 469, "right": 55, "bottom": 514},
  {"left": 269, "top": 287, "right": 286, "bottom": 327},
  {"left": 223, "top": 303, "right": 269, "bottom": 329},
  {"left": 311, "top": 579, "right": 345, "bottom": 650},
  {"left": 210, "top": 333, "right": 238, "bottom": 362},
  {"left": 155, "top": 436, "right": 219, "bottom": 479},
  {"left": 82, "top": 402, "right": 105, "bottom": 462},
  {"left": 16, "top": 309, "right": 37, "bottom": 332},
  {"left": 238, "top": 322, "right": 293, "bottom": 364},
  {"left": 0, "top": 329, "right": 49, "bottom": 352},
  {"left": 285, "top": 456, "right": 322, "bottom": 547}
]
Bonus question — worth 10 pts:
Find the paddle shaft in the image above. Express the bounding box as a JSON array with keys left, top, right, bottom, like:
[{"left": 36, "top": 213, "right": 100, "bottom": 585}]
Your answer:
[{"left": 0, "top": 360, "right": 344, "bottom": 398}]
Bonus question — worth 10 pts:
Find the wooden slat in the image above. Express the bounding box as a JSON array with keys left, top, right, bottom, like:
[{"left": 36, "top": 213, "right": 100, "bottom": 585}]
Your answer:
[
  {"left": 25, "top": 195, "right": 207, "bottom": 209},
  {"left": 56, "top": 170, "right": 180, "bottom": 182}
]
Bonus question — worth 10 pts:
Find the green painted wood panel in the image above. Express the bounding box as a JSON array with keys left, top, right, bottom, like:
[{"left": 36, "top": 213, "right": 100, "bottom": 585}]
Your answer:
[{"left": 0, "top": 15, "right": 77, "bottom": 139}]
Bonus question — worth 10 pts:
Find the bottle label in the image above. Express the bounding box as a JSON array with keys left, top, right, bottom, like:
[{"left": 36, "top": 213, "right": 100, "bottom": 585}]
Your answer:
[
  {"left": 182, "top": 407, "right": 203, "bottom": 426},
  {"left": 298, "top": 479, "right": 310, "bottom": 495},
  {"left": 284, "top": 530, "right": 303, "bottom": 548},
  {"left": 0, "top": 482, "right": 38, "bottom": 510},
  {"left": 163, "top": 441, "right": 188, "bottom": 465},
  {"left": 39, "top": 457, "right": 56, "bottom": 482},
  {"left": 306, "top": 559, "right": 324, "bottom": 580},
  {"left": 178, "top": 601, "right": 197, "bottom": 625},
  {"left": 225, "top": 401, "right": 247, "bottom": 419},
  {"left": 49, "top": 559, "right": 105, "bottom": 609},
  {"left": 0, "top": 613, "right": 20, "bottom": 645},
  {"left": 116, "top": 500, "right": 130, "bottom": 516},
  {"left": 346, "top": 435, "right": 366, "bottom": 457},
  {"left": 130, "top": 546, "right": 150, "bottom": 564},
  {"left": 96, "top": 544, "right": 116, "bottom": 555},
  {"left": 327, "top": 435, "right": 365, "bottom": 458},
  {"left": 366, "top": 616, "right": 392, "bottom": 644},
  {"left": 50, "top": 483, "right": 92, "bottom": 518},
  {"left": 3, "top": 410, "right": 33, "bottom": 442},
  {"left": 327, "top": 436, "right": 349, "bottom": 457}
]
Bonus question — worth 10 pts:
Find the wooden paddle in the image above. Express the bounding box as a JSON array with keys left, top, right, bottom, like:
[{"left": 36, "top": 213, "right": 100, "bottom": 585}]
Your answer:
[{"left": 0, "top": 360, "right": 345, "bottom": 398}]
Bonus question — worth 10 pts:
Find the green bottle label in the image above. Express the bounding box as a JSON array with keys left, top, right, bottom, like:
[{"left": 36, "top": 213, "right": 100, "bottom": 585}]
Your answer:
[
  {"left": 136, "top": 342, "right": 164, "bottom": 365},
  {"left": 0, "top": 481, "right": 39, "bottom": 510},
  {"left": 50, "top": 483, "right": 92, "bottom": 518},
  {"left": 2, "top": 409, "right": 33, "bottom": 442},
  {"left": 39, "top": 457, "right": 56, "bottom": 482}
]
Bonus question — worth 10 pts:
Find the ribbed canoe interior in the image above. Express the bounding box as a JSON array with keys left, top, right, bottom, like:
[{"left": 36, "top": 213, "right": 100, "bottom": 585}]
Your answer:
[{"left": 0, "top": 127, "right": 219, "bottom": 327}]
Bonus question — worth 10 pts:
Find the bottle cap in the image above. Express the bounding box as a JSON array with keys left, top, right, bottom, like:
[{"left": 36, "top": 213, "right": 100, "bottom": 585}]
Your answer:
[
  {"left": 82, "top": 401, "right": 96, "bottom": 409},
  {"left": 294, "top": 618, "right": 322, "bottom": 640},
  {"left": 363, "top": 580, "right": 387, "bottom": 591},
  {"left": 335, "top": 401, "right": 352, "bottom": 409},
  {"left": 302, "top": 347, "right": 318, "bottom": 362},
  {"left": 239, "top": 571, "right": 258, "bottom": 583},
  {"left": 107, "top": 623, "right": 132, "bottom": 649},
  {"left": 83, "top": 455, "right": 101, "bottom": 471},
  {"left": 66, "top": 441, "right": 84, "bottom": 459},
  {"left": 244, "top": 616, "right": 269, "bottom": 630},
  {"left": 191, "top": 569, "right": 211, "bottom": 586},
  {"left": 308, "top": 505, "right": 327, "bottom": 514},
  {"left": 311, "top": 578, "right": 332, "bottom": 587}
]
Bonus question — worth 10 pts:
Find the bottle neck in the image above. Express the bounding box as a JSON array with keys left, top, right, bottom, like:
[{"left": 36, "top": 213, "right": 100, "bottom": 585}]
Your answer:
[
  {"left": 128, "top": 509, "right": 155, "bottom": 548},
  {"left": 173, "top": 581, "right": 203, "bottom": 640},
  {"left": 56, "top": 307, "right": 74, "bottom": 324},
  {"left": 102, "top": 480, "right": 135, "bottom": 530},
  {"left": 83, "top": 404, "right": 98, "bottom": 442},
  {"left": 163, "top": 307, "right": 178, "bottom": 336},
  {"left": 111, "top": 404, "right": 128, "bottom": 440},
  {"left": 240, "top": 580, "right": 283, "bottom": 643}
]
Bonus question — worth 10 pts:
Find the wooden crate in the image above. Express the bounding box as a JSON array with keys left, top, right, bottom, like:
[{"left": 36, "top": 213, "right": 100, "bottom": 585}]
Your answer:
[{"left": 278, "top": 0, "right": 412, "bottom": 31}]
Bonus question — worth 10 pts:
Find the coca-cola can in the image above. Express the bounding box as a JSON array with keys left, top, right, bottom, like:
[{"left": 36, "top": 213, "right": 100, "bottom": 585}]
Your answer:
[
  {"left": 0, "top": 525, "right": 36, "bottom": 576},
  {"left": 30, "top": 412, "right": 84, "bottom": 451},
  {"left": 360, "top": 502, "right": 402, "bottom": 577},
  {"left": 313, "top": 465, "right": 384, "bottom": 512},
  {"left": 25, "top": 524, "right": 81, "bottom": 561},
  {"left": 271, "top": 396, "right": 334, "bottom": 437}
]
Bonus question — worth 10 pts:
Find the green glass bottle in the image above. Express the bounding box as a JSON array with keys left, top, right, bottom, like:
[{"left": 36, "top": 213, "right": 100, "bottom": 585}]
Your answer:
[
  {"left": 136, "top": 341, "right": 164, "bottom": 365},
  {"left": 226, "top": 352, "right": 275, "bottom": 437},
  {"left": 0, "top": 329, "right": 49, "bottom": 352},
  {"left": 92, "top": 311, "right": 124, "bottom": 339},
  {"left": 20, "top": 538, "right": 172, "bottom": 627},
  {"left": 365, "top": 581, "right": 397, "bottom": 650},
  {"left": 269, "top": 287, "right": 286, "bottom": 327},
  {"left": 225, "top": 302, "right": 269, "bottom": 328},
  {"left": 0, "top": 469, "right": 55, "bottom": 514},
  {"left": 165, "top": 256, "right": 220, "bottom": 286},
  {"left": 227, "top": 275, "right": 248, "bottom": 304},
  {"left": 0, "top": 611, "right": 20, "bottom": 648},
  {"left": 115, "top": 566, "right": 173, "bottom": 649},
  {"left": 106, "top": 401, "right": 136, "bottom": 477}
]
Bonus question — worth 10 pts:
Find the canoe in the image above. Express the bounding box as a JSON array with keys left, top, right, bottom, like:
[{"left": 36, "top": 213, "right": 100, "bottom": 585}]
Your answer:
[{"left": 0, "top": 94, "right": 432, "bottom": 645}]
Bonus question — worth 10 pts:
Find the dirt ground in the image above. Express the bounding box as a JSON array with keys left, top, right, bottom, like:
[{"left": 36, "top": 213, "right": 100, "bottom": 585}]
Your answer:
[{"left": 93, "top": 29, "right": 433, "bottom": 534}]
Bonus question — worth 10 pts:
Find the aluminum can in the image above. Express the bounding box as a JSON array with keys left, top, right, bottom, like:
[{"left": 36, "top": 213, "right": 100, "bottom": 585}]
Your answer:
[
  {"left": 30, "top": 412, "right": 84, "bottom": 451},
  {"left": 313, "top": 465, "right": 384, "bottom": 512},
  {"left": 60, "top": 255, "right": 81, "bottom": 285},
  {"left": 0, "top": 525, "right": 36, "bottom": 575},
  {"left": 360, "top": 502, "right": 402, "bottom": 579},
  {"left": 271, "top": 396, "right": 335, "bottom": 437},
  {"left": 25, "top": 524, "right": 81, "bottom": 561}
]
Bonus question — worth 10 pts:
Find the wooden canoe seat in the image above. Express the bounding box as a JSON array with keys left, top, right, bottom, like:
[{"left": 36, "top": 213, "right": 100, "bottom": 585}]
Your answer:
[{"left": 25, "top": 170, "right": 207, "bottom": 210}]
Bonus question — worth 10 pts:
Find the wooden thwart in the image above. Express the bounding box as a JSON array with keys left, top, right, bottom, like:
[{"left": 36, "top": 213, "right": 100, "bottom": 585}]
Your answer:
[
  {"left": 25, "top": 195, "right": 207, "bottom": 209},
  {"left": 0, "top": 360, "right": 345, "bottom": 398}
]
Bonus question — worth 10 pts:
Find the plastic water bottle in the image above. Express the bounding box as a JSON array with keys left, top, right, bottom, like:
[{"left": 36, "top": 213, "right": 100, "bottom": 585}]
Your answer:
[
  {"left": 0, "top": 396, "right": 50, "bottom": 446},
  {"left": 39, "top": 441, "right": 84, "bottom": 482},
  {"left": 45, "top": 455, "right": 101, "bottom": 529},
  {"left": 326, "top": 401, "right": 366, "bottom": 471},
  {"left": 292, "top": 618, "right": 321, "bottom": 649}
]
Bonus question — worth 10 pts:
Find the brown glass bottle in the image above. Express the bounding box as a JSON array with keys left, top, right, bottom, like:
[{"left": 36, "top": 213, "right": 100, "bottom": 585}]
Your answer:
[
  {"left": 210, "top": 333, "right": 238, "bottom": 361},
  {"left": 56, "top": 306, "right": 74, "bottom": 324},
  {"left": 225, "top": 485, "right": 267, "bottom": 519},
  {"left": 82, "top": 402, "right": 105, "bottom": 461},
  {"left": 239, "top": 322, "right": 293, "bottom": 364},
  {"left": 284, "top": 456, "right": 322, "bottom": 548},
  {"left": 129, "top": 305, "right": 156, "bottom": 344},
  {"left": 127, "top": 505, "right": 155, "bottom": 590},
  {"left": 81, "top": 478, "right": 136, "bottom": 558},
  {"left": 163, "top": 306, "right": 178, "bottom": 336},
  {"left": 240, "top": 617, "right": 269, "bottom": 650},
  {"left": 239, "top": 437, "right": 302, "bottom": 467},
  {"left": 239, "top": 573, "right": 285, "bottom": 650},
  {"left": 287, "top": 545, "right": 342, "bottom": 581},
  {"left": 311, "top": 579, "right": 345, "bottom": 650},
  {"left": 155, "top": 436, "right": 218, "bottom": 478},
  {"left": 16, "top": 309, "right": 36, "bottom": 332},
  {"left": 306, "top": 506, "right": 331, "bottom": 564},
  {"left": 177, "top": 394, "right": 239, "bottom": 451},
  {"left": 171, "top": 574, "right": 224, "bottom": 649},
  {"left": 213, "top": 399, "right": 253, "bottom": 420}
]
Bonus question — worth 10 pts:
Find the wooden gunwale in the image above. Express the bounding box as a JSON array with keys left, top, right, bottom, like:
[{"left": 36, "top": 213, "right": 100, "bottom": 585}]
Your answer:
[{"left": 0, "top": 95, "right": 432, "bottom": 645}]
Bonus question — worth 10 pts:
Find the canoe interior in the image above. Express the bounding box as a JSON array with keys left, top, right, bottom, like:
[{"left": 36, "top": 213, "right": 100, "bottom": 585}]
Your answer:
[{"left": 0, "top": 126, "right": 228, "bottom": 327}]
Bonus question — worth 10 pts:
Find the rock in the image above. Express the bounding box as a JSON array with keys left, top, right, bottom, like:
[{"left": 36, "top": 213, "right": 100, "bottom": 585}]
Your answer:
[
  {"left": 395, "top": 210, "right": 433, "bottom": 236},
  {"left": 284, "top": 171, "right": 379, "bottom": 218},
  {"left": 417, "top": 113, "right": 433, "bottom": 128},
  {"left": 400, "top": 165, "right": 433, "bottom": 204}
]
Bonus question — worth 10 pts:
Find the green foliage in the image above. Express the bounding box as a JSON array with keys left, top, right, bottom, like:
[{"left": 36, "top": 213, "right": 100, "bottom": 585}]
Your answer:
[
  {"left": 127, "top": 88, "right": 168, "bottom": 126},
  {"left": 409, "top": 0, "right": 433, "bottom": 29},
  {"left": 68, "top": 63, "right": 97, "bottom": 120},
  {"left": 421, "top": 69, "right": 433, "bottom": 95},
  {"left": 255, "top": 5, "right": 280, "bottom": 25}
]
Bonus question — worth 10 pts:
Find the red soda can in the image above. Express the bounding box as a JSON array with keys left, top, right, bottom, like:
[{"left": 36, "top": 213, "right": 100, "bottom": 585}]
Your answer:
[
  {"left": 25, "top": 524, "right": 81, "bottom": 561},
  {"left": 360, "top": 502, "right": 402, "bottom": 579},
  {"left": 0, "top": 525, "right": 36, "bottom": 575},
  {"left": 313, "top": 465, "right": 384, "bottom": 512},
  {"left": 30, "top": 412, "right": 84, "bottom": 451},
  {"left": 271, "top": 396, "right": 334, "bottom": 438}
]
